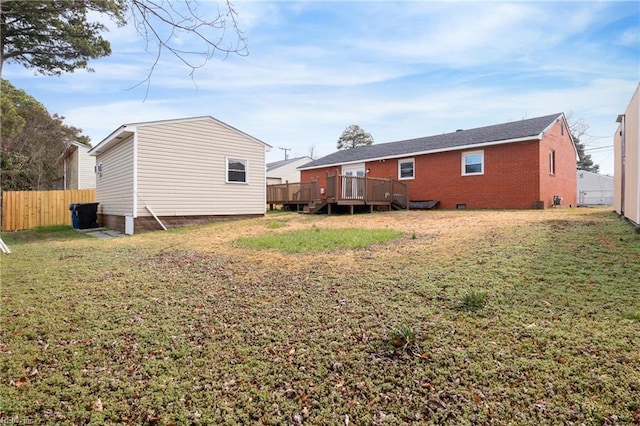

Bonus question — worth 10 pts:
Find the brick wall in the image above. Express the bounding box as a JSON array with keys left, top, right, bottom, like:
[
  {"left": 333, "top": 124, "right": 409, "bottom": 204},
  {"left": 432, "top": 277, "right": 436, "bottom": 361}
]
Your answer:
[
  {"left": 538, "top": 118, "right": 578, "bottom": 207},
  {"left": 367, "top": 142, "right": 542, "bottom": 209},
  {"left": 301, "top": 125, "right": 577, "bottom": 210}
]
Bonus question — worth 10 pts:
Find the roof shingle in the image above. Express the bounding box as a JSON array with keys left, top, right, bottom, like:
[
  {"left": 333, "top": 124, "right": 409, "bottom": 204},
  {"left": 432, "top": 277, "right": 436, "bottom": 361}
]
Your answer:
[{"left": 300, "top": 113, "right": 563, "bottom": 170}]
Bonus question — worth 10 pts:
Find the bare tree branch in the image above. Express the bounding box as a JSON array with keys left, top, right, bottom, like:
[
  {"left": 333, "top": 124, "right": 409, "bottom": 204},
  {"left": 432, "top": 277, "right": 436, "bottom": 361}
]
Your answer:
[
  {"left": 1, "top": 0, "right": 247, "bottom": 90},
  {"left": 127, "top": 0, "right": 248, "bottom": 98}
]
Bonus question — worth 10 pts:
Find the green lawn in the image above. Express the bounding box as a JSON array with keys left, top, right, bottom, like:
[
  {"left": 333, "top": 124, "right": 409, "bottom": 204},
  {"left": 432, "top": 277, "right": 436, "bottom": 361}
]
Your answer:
[{"left": 1, "top": 208, "right": 639, "bottom": 425}]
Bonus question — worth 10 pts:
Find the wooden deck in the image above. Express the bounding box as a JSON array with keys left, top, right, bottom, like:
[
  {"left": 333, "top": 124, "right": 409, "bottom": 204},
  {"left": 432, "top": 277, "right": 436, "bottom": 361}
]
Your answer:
[{"left": 267, "top": 175, "right": 408, "bottom": 214}]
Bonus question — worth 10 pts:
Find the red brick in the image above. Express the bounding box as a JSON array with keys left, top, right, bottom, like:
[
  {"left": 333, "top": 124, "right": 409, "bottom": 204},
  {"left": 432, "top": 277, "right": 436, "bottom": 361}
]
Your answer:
[{"left": 301, "top": 119, "right": 577, "bottom": 209}]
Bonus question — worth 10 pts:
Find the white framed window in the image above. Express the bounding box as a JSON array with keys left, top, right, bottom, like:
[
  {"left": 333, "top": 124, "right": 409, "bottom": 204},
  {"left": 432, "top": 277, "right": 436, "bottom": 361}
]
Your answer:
[
  {"left": 398, "top": 158, "right": 415, "bottom": 180},
  {"left": 462, "top": 151, "right": 484, "bottom": 176},
  {"left": 549, "top": 149, "right": 555, "bottom": 175},
  {"left": 226, "top": 158, "right": 247, "bottom": 183}
]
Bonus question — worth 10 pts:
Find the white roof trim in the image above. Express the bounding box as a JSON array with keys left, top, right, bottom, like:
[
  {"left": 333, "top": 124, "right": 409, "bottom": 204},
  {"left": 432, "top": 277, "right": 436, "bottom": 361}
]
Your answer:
[
  {"left": 88, "top": 125, "right": 135, "bottom": 156},
  {"left": 539, "top": 113, "right": 564, "bottom": 135},
  {"left": 89, "top": 116, "right": 271, "bottom": 156},
  {"left": 58, "top": 141, "right": 91, "bottom": 161},
  {"left": 298, "top": 135, "right": 543, "bottom": 171},
  {"left": 544, "top": 113, "right": 579, "bottom": 161}
]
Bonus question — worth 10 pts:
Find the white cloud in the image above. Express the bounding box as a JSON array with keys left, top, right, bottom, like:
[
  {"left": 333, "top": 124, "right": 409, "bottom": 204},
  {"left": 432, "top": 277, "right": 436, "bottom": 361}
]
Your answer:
[
  {"left": 5, "top": 1, "right": 636, "bottom": 177},
  {"left": 62, "top": 99, "right": 181, "bottom": 141},
  {"left": 616, "top": 28, "right": 639, "bottom": 47}
]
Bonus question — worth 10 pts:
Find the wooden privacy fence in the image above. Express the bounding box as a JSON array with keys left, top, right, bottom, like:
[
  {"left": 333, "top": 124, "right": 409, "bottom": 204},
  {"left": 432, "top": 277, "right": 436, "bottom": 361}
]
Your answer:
[{"left": 1, "top": 189, "right": 96, "bottom": 231}]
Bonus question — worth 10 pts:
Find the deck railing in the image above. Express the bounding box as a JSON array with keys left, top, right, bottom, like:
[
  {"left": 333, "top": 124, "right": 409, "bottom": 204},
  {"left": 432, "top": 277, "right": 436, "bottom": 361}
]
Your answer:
[
  {"left": 266, "top": 181, "right": 319, "bottom": 204},
  {"left": 268, "top": 176, "right": 407, "bottom": 208},
  {"left": 390, "top": 179, "right": 408, "bottom": 208},
  {"left": 326, "top": 175, "right": 408, "bottom": 206}
]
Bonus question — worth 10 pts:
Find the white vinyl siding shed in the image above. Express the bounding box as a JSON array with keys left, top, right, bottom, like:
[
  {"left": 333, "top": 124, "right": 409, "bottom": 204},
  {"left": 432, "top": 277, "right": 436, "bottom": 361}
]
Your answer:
[
  {"left": 95, "top": 135, "right": 135, "bottom": 216},
  {"left": 89, "top": 116, "right": 271, "bottom": 233},
  {"left": 135, "top": 119, "right": 267, "bottom": 217}
]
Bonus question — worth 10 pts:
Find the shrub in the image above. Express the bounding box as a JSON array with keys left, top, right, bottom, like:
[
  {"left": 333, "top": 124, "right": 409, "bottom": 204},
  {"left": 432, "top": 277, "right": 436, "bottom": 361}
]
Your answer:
[
  {"left": 462, "top": 290, "right": 487, "bottom": 311},
  {"left": 388, "top": 324, "right": 418, "bottom": 353},
  {"left": 625, "top": 310, "right": 640, "bottom": 322}
]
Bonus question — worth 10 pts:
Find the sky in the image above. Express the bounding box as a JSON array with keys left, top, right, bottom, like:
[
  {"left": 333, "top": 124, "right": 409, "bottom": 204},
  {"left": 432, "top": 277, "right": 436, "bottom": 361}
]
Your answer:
[{"left": 4, "top": 1, "right": 640, "bottom": 176}]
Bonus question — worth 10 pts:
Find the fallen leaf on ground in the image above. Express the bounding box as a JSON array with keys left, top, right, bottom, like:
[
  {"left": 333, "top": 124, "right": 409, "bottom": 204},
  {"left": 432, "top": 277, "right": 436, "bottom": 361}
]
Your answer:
[
  {"left": 93, "top": 398, "right": 104, "bottom": 411},
  {"left": 14, "top": 376, "right": 29, "bottom": 387}
]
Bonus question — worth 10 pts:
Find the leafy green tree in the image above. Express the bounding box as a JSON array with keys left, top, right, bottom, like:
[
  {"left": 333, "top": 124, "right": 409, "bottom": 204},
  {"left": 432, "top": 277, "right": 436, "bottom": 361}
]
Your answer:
[
  {"left": 0, "top": 75, "right": 47, "bottom": 135},
  {"left": 1, "top": 79, "right": 89, "bottom": 190},
  {"left": 337, "top": 124, "right": 374, "bottom": 150},
  {"left": 0, "top": 0, "right": 122, "bottom": 77},
  {"left": 0, "top": 0, "right": 247, "bottom": 79}
]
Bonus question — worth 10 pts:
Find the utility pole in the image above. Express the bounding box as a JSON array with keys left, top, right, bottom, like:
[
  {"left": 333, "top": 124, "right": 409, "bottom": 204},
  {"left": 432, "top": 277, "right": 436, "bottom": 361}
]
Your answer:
[{"left": 279, "top": 147, "right": 291, "bottom": 160}]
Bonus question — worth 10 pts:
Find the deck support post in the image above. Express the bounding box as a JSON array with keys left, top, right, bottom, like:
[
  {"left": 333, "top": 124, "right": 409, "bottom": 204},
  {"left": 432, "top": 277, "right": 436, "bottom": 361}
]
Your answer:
[{"left": 350, "top": 205, "right": 354, "bottom": 215}]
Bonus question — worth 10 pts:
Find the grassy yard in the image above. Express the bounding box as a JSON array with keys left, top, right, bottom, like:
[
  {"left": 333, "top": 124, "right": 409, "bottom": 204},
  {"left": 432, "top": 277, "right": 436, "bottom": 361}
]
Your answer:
[{"left": 1, "top": 208, "right": 639, "bottom": 425}]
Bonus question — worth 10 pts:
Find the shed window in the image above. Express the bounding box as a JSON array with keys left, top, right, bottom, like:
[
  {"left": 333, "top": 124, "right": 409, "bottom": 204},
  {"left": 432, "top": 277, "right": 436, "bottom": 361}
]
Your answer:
[
  {"left": 462, "top": 151, "right": 484, "bottom": 175},
  {"left": 398, "top": 158, "right": 415, "bottom": 180},
  {"left": 227, "top": 158, "right": 247, "bottom": 183}
]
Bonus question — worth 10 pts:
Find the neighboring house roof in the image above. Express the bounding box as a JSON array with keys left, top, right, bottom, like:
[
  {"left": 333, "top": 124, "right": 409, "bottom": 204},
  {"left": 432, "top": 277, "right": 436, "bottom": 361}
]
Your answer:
[
  {"left": 58, "top": 141, "right": 92, "bottom": 162},
  {"left": 267, "top": 156, "right": 312, "bottom": 172},
  {"left": 300, "top": 113, "right": 566, "bottom": 170},
  {"left": 577, "top": 170, "right": 614, "bottom": 180},
  {"left": 89, "top": 116, "right": 272, "bottom": 156}
]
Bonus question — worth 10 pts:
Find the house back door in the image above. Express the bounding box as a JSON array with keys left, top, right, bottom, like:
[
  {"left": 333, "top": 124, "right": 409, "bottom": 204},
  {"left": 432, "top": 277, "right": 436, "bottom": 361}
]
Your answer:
[{"left": 342, "top": 165, "right": 365, "bottom": 199}]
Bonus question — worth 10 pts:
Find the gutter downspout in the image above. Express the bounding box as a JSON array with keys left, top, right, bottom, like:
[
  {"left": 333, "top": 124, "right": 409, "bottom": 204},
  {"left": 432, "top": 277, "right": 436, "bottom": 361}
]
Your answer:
[
  {"left": 616, "top": 114, "right": 626, "bottom": 217},
  {"left": 263, "top": 147, "right": 268, "bottom": 213},
  {"left": 132, "top": 127, "right": 138, "bottom": 220},
  {"left": 63, "top": 158, "right": 67, "bottom": 190}
]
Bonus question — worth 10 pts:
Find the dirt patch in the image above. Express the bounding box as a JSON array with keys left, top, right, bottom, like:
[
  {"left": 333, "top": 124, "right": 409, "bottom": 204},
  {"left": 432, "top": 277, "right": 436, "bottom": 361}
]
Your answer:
[{"left": 2, "top": 207, "right": 638, "bottom": 425}]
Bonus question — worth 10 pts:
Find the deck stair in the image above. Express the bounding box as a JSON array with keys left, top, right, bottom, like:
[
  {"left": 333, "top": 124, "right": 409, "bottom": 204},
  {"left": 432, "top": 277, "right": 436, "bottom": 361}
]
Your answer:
[
  {"left": 390, "top": 201, "right": 406, "bottom": 210},
  {"left": 302, "top": 199, "right": 328, "bottom": 214}
]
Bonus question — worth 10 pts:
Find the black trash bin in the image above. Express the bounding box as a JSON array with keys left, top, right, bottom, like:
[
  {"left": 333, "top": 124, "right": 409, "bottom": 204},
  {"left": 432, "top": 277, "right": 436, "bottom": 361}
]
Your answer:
[
  {"left": 69, "top": 203, "right": 80, "bottom": 229},
  {"left": 75, "top": 203, "right": 99, "bottom": 229}
]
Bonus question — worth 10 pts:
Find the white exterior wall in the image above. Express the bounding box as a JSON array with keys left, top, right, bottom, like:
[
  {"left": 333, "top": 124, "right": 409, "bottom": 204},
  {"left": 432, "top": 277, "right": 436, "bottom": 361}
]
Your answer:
[
  {"left": 615, "top": 118, "right": 622, "bottom": 214},
  {"left": 135, "top": 118, "right": 267, "bottom": 217},
  {"left": 615, "top": 84, "right": 640, "bottom": 224},
  {"left": 76, "top": 145, "right": 96, "bottom": 189},
  {"left": 95, "top": 136, "right": 135, "bottom": 216},
  {"left": 577, "top": 171, "right": 614, "bottom": 206},
  {"left": 67, "top": 151, "right": 79, "bottom": 189},
  {"left": 63, "top": 144, "right": 96, "bottom": 189},
  {"left": 267, "top": 157, "right": 312, "bottom": 185}
]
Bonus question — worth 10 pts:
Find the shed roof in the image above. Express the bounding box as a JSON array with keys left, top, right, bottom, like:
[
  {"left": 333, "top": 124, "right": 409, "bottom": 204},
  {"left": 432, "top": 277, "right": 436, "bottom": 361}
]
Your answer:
[
  {"left": 89, "top": 116, "right": 271, "bottom": 156},
  {"left": 267, "top": 156, "right": 312, "bottom": 172},
  {"left": 58, "top": 141, "right": 92, "bottom": 162},
  {"left": 300, "top": 113, "right": 564, "bottom": 170}
]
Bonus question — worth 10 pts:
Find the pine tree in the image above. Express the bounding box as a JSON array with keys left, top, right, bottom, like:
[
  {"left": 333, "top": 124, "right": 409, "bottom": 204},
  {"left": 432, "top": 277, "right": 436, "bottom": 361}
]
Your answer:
[{"left": 337, "top": 125, "right": 374, "bottom": 150}]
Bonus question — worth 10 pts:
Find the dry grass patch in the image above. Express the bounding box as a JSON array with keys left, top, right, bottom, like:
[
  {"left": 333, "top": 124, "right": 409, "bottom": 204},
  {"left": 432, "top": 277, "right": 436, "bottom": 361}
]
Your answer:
[{"left": 1, "top": 208, "right": 639, "bottom": 424}]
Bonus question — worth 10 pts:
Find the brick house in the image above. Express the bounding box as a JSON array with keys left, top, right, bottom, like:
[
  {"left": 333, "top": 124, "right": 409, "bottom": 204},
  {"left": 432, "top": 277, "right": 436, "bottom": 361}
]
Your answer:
[{"left": 298, "top": 113, "right": 577, "bottom": 209}]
